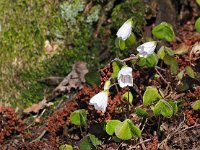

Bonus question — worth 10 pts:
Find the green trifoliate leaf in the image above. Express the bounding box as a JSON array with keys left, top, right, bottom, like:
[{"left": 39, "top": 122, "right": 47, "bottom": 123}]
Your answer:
[
  {"left": 106, "top": 120, "right": 121, "bottom": 135},
  {"left": 125, "top": 33, "right": 136, "bottom": 47},
  {"left": 135, "top": 107, "right": 149, "bottom": 118},
  {"left": 146, "top": 53, "right": 158, "bottom": 67},
  {"left": 143, "top": 86, "right": 162, "bottom": 106},
  {"left": 153, "top": 99, "right": 173, "bottom": 118},
  {"left": 163, "top": 55, "right": 179, "bottom": 75},
  {"left": 70, "top": 109, "right": 87, "bottom": 126},
  {"left": 195, "top": 17, "right": 200, "bottom": 33},
  {"left": 137, "top": 57, "right": 146, "bottom": 67},
  {"left": 80, "top": 134, "right": 101, "bottom": 150},
  {"left": 123, "top": 91, "right": 133, "bottom": 105},
  {"left": 115, "top": 119, "right": 141, "bottom": 140},
  {"left": 152, "top": 22, "right": 175, "bottom": 42},
  {"left": 192, "top": 100, "right": 200, "bottom": 110},
  {"left": 185, "top": 66, "right": 196, "bottom": 78}
]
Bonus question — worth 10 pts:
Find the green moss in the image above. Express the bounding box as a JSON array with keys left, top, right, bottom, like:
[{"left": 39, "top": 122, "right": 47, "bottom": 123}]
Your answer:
[
  {"left": 111, "top": 0, "right": 146, "bottom": 34},
  {"left": 0, "top": 0, "right": 147, "bottom": 108}
]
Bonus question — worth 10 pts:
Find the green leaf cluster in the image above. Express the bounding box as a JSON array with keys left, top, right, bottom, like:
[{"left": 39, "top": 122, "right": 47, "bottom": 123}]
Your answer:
[
  {"left": 70, "top": 109, "right": 87, "bottom": 126},
  {"left": 153, "top": 100, "right": 178, "bottom": 118},
  {"left": 137, "top": 53, "right": 158, "bottom": 67},
  {"left": 80, "top": 134, "right": 101, "bottom": 150},
  {"left": 152, "top": 22, "right": 175, "bottom": 42},
  {"left": 105, "top": 119, "right": 141, "bottom": 140}
]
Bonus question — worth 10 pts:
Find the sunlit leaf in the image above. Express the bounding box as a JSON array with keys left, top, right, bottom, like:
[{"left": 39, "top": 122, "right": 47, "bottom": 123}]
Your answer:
[
  {"left": 185, "top": 66, "right": 196, "bottom": 78},
  {"left": 152, "top": 22, "right": 175, "bottom": 42},
  {"left": 197, "top": 0, "right": 200, "bottom": 6},
  {"left": 143, "top": 86, "right": 161, "bottom": 106},
  {"left": 135, "top": 107, "right": 149, "bottom": 118},
  {"left": 111, "top": 61, "right": 124, "bottom": 78},
  {"left": 192, "top": 100, "right": 200, "bottom": 110},
  {"left": 177, "top": 70, "right": 184, "bottom": 80},
  {"left": 123, "top": 91, "right": 133, "bottom": 105},
  {"left": 106, "top": 120, "right": 121, "bottom": 135},
  {"left": 70, "top": 109, "right": 87, "bottom": 126},
  {"left": 195, "top": 17, "right": 200, "bottom": 33},
  {"left": 146, "top": 53, "right": 158, "bottom": 67},
  {"left": 59, "top": 144, "right": 73, "bottom": 150},
  {"left": 157, "top": 46, "right": 166, "bottom": 60},
  {"left": 153, "top": 99, "right": 173, "bottom": 118},
  {"left": 115, "top": 119, "right": 141, "bottom": 140}
]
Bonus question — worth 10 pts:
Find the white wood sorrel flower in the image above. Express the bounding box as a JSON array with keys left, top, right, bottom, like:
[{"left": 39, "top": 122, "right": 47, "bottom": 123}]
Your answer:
[
  {"left": 89, "top": 91, "right": 108, "bottom": 113},
  {"left": 118, "top": 66, "right": 133, "bottom": 88},
  {"left": 116, "top": 19, "right": 133, "bottom": 40},
  {"left": 89, "top": 80, "right": 110, "bottom": 113},
  {"left": 137, "top": 41, "right": 157, "bottom": 58}
]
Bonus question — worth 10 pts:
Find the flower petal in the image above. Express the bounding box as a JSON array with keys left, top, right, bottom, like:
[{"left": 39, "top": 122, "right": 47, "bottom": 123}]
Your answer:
[
  {"left": 137, "top": 41, "right": 157, "bottom": 58},
  {"left": 89, "top": 91, "right": 108, "bottom": 113},
  {"left": 116, "top": 19, "right": 132, "bottom": 40},
  {"left": 118, "top": 67, "right": 133, "bottom": 88}
]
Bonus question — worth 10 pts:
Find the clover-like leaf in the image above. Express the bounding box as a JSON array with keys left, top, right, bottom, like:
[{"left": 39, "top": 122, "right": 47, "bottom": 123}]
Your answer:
[
  {"left": 111, "top": 61, "right": 124, "bottom": 78},
  {"left": 80, "top": 134, "right": 101, "bottom": 150},
  {"left": 195, "top": 17, "right": 200, "bottom": 33},
  {"left": 70, "top": 109, "right": 87, "bottom": 126},
  {"left": 152, "top": 22, "right": 175, "bottom": 42},
  {"left": 192, "top": 100, "right": 200, "bottom": 110},
  {"left": 185, "top": 66, "right": 196, "bottom": 78},
  {"left": 146, "top": 53, "right": 158, "bottom": 67},
  {"left": 115, "top": 119, "right": 141, "bottom": 140},
  {"left": 143, "top": 86, "right": 162, "bottom": 106},
  {"left": 135, "top": 107, "right": 149, "bottom": 118},
  {"left": 123, "top": 91, "right": 133, "bottom": 105},
  {"left": 197, "top": 0, "right": 200, "bottom": 6},
  {"left": 163, "top": 55, "right": 179, "bottom": 75},
  {"left": 106, "top": 120, "right": 121, "bottom": 135},
  {"left": 153, "top": 99, "right": 173, "bottom": 118},
  {"left": 125, "top": 33, "right": 136, "bottom": 47}
]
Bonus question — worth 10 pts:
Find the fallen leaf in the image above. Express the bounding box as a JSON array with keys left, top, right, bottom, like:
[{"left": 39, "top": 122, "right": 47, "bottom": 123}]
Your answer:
[
  {"left": 55, "top": 61, "right": 88, "bottom": 92},
  {"left": 24, "top": 99, "right": 47, "bottom": 113}
]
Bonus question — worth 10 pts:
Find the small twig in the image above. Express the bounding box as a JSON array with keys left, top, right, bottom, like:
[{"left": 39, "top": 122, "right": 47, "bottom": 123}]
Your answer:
[
  {"left": 180, "top": 123, "right": 200, "bottom": 132},
  {"left": 134, "top": 138, "right": 152, "bottom": 148},
  {"left": 31, "top": 130, "right": 47, "bottom": 143},
  {"left": 158, "top": 116, "right": 185, "bottom": 148},
  {"left": 112, "top": 56, "right": 138, "bottom": 64},
  {"left": 154, "top": 67, "right": 169, "bottom": 86}
]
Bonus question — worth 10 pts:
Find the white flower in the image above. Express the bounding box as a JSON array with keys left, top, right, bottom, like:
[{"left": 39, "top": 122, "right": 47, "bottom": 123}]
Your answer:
[
  {"left": 89, "top": 91, "right": 108, "bottom": 113},
  {"left": 116, "top": 19, "right": 133, "bottom": 40},
  {"left": 137, "top": 41, "right": 157, "bottom": 58},
  {"left": 118, "top": 66, "right": 133, "bottom": 88}
]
